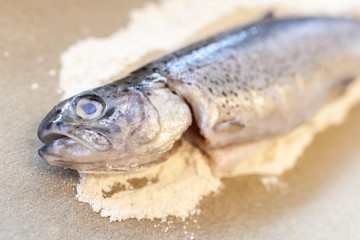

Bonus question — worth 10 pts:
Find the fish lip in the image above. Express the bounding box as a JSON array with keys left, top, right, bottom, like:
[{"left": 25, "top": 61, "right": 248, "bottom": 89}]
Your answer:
[
  {"left": 39, "top": 130, "right": 72, "bottom": 144},
  {"left": 39, "top": 129, "right": 92, "bottom": 150},
  {"left": 38, "top": 126, "right": 111, "bottom": 152},
  {"left": 38, "top": 145, "right": 93, "bottom": 166},
  {"left": 38, "top": 139, "right": 100, "bottom": 171}
]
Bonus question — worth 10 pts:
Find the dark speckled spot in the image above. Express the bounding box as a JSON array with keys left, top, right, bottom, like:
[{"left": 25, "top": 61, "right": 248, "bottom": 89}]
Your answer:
[
  {"left": 208, "top": 87, "right": 213, "bottom": 93},
  {"left": 122, "top": 88, "right": 129, "bottom": 92},
  {"left": 111, "top": 125, "right": 121, "bottom": 133},
  {"left": 222, "top": 91, "right": 227, "bottom": 97},
  {"left": 171, "top": 90, "right": 177, "bottom": 95},
  {"left": 102, "top": 107, "right": 115, "bottom": 120},
  {"left": 46, "top": 123, "right": 52, "bottom": 130}
]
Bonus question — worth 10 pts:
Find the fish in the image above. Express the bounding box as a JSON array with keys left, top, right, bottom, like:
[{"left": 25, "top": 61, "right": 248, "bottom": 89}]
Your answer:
[{"left": 37, "top": 17, "right": 360, "bottom": 172}]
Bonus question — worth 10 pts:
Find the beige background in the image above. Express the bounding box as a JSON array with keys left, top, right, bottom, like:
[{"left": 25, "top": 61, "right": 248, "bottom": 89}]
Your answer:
[{"left": 1, "top": 1, "right": 360, "bottom": 239}]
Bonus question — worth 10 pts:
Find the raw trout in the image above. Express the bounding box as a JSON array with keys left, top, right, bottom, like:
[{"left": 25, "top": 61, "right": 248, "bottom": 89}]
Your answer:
[{"left": 37, "top": 17, "right": 360, "bottom": 172}]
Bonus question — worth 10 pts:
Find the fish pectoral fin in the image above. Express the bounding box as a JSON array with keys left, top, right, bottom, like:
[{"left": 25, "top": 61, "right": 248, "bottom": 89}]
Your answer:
[{"left": 214, "top": 119, "right": 247, "bottom": 133}]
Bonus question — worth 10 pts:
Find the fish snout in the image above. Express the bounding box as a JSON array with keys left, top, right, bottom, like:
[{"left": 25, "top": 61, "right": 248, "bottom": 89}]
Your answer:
[
  {"left": 37, "top": 116, "right": 66, "bottom": 144},
  {"left": 37, "top": 100, "right": 68, "bottom": 141}
]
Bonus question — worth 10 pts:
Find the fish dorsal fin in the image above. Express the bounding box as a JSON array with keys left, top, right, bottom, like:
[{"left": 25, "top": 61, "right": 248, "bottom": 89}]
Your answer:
[{"left": 258, "top": 11, "right": 275, "bottom": 23}]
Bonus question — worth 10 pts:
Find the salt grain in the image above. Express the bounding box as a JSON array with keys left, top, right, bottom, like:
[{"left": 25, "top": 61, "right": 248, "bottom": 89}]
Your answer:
[
  {"left": 31, "top": 83, "right": 39, "bottom": 90},
  {"left": 3, "top": 51, "right": 10, "bottom": 57},
  {"left": 37, "top": 56, "right": 44, "bottom": 63},
  {"left": 260, "top": 176, "right": 289, "bottom": 193},
  {"left": 48, "top": 69, "right": 57, "bottom": 76}
]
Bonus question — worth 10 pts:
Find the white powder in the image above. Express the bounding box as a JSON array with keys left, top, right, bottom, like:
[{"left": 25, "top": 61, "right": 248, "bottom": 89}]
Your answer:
[
  {"left": 76, "top": 141, "right": 222, "bottom": 221},
  {"left": 260, "top": 176, "right": 288, "bottom": 194},
  {"left": 58, "top": 0, "right": 360, "bottom": 221}
]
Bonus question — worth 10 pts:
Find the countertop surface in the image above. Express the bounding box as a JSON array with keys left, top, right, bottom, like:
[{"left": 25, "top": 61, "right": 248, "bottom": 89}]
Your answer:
[{"left": 1, "top": 1, "right": 360, "bottom": 239}]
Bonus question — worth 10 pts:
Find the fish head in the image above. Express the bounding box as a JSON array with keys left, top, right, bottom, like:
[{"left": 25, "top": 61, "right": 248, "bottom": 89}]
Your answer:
[{"left": 37, "top": 84, "right": 167, "bottom": 172}]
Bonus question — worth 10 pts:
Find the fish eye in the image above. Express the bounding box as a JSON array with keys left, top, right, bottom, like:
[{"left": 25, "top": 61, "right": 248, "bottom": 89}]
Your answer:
[{"left": 75, "top": 96, "right": 104, "bottom": 120}]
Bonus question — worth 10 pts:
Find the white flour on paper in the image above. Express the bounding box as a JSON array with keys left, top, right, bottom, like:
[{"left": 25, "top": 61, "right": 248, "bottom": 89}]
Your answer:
[
  {"left": 76, "top": 141, "right": 222, "bottom": 221},
  {"left": 59, "top": 0, "right": 360, "bottom": 221}
]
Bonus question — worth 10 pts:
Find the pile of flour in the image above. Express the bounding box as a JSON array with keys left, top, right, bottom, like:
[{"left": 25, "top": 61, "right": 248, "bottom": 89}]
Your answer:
[{"left": 59, "top": 0, "right": 360, "bottom": 221}]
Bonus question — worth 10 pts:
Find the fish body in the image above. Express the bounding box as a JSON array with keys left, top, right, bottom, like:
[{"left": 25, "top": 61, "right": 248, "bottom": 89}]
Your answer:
[{"left": 38, "top": 17, "right": 360, "bottom": 172}]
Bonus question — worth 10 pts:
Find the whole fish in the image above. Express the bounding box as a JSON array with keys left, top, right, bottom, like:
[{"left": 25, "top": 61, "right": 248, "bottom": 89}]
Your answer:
[{"left": 38, "top": 17, "right": 360, "bottom": 172}]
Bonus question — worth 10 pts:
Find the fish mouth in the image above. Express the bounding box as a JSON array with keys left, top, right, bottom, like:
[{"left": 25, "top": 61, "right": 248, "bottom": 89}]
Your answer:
[
  {"left": 39, "top": 128, "right": 111, "bottom": 152},
  {"left": 38, "top": 125, "right": 112, "bottom": 168},
  {"left": 40, "top": 131, "right": 76, "bottom": 145}
]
